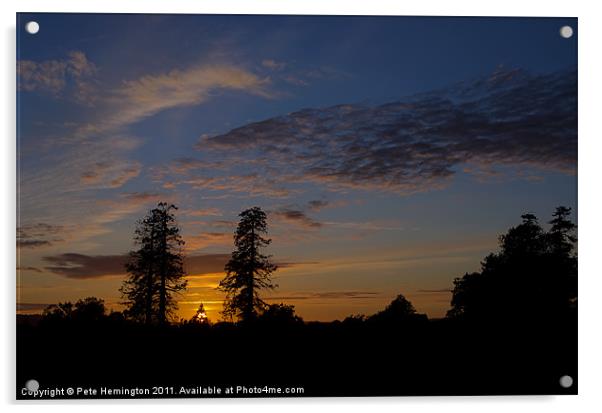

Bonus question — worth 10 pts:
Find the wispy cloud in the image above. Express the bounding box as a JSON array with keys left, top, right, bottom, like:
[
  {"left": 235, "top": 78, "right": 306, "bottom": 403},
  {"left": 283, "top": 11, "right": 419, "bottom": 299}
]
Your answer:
[
  {"left": 18, "top": 51, "right": 98, "bottom": 104},
  {"left": 20, "top": 49, "right": 273, "bottom": 140},
  {"left": 18, "top": 55, "right": 275, "bottom": 247},
  {"left": 278, "top": 64, "right": 351, "bottom": 87},
  {"left": 85, "top": 64, "right": 271, "bottom": 137},
  {"left": 18, "top": 135, "right": 148, "bottom": 251},
  {"left": 262, "top": 59, "right": 286, "bottom": 71}
]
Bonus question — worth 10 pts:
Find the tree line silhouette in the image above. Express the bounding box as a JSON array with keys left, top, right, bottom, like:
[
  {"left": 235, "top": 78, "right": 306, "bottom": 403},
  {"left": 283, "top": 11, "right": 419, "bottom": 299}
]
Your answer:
[
  {"left": 447, "top": 207, "right": 577, "bottom": 323},
  {"left": 36, "top": 203, "right": 577, "bottom": 327},
  {"left": 18, "top": 203, "right": 577, "bottom": 397}
]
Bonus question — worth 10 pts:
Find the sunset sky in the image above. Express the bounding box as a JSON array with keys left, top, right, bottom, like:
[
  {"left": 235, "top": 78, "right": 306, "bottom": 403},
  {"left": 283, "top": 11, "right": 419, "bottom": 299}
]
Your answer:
[{"left": 17, "top": 14, "right": 577, "bottom": 321}]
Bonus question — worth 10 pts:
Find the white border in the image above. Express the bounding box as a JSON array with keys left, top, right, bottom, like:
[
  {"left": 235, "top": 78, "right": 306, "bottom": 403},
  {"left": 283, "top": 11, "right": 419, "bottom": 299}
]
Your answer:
[{"left": 3, "top": 1, "right": 601, "bottom": 412}]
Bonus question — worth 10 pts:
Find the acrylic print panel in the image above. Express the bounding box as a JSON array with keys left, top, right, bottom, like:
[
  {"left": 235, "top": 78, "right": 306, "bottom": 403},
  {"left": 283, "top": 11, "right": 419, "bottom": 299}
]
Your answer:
[{"left": 16, "top": 13, "right": 577, "bottom": 399}]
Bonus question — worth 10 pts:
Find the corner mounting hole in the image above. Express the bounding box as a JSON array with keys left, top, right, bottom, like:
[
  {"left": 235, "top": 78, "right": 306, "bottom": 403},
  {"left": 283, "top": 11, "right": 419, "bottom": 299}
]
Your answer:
[
  {"left": 25, "top": 379, "right": 39, "bottom": 392},
  {"left": 559, "top": 26, "right": 573, "bottom": 39},
  {"left": 25, "top": 21, "right": 39, "bottom": 35},
  {"left": 559, "top": 375, "right": 573, "bottom": 388}
]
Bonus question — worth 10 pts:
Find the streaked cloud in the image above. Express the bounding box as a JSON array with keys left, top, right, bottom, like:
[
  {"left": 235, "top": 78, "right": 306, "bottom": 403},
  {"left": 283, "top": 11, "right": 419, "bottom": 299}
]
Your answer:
[
  {"left": 415, "top": 288, "right": 452, "bottom": 293},
  {"left": 37, "top": 247, "right": 319, "bottom": 281},
  {"left": 307, "top": 200, "right": 330, "bottom": 211},
  {"left": 179, "top": 173, "right": 295, "bottom": 198},
  {"left": 270, "top": 208, "right": 322, "bottom": 228},
  {"left": 43, "top": 253, "right": 127, "bottom": 279},
  {"left": 17, "top": 240, "right": 52, "bottom": 248},
  {"left": 186, "top": 254, "right": 230, "bottom": 276},
  {"left": 41, "top": 252, "right": 233, "bottom": 279},
  {"left": 17, "top": 303, "right": 53, "bottom": 312},
  {"left": 185, "top": 232, "right": 232, "bottom": 252},
  {"left": 17, "top": 223, "right": 64, "bottom": 249},
  {"left": 17, "top": 266, "right": 43, "bottom": 273},
  {"left": 80, "top": 160, "right": 142, "bottom": 188},
  {"left": 266, "top": 291, "right": 382, "bottom": 300},
  {"left": 322, "top": 220, "right": 405, "bottom": 231},
  {"left": 120, "top": 192, "right": 162, "bottom": 202},
  {"left": 184, "top": 208, "right": 222, "bottom": 217}
]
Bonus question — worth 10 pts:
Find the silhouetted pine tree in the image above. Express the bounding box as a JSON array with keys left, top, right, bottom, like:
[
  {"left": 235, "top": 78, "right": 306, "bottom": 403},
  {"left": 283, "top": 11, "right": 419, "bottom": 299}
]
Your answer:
[
  {"left": 120, "top": 202, "right": 187, "bottom": 324},
  {"left": 219, "top": 207, "right": 277, "bottom": 322},
  {"left": 548, "top": 206, "right": 577, "bottom": 256}
]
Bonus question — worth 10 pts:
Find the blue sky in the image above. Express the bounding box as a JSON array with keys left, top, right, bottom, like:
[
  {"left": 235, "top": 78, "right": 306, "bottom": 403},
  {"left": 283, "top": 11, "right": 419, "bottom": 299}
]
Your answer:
[{"left": 17, "top": 14, "right": 577, "bottom": 320}]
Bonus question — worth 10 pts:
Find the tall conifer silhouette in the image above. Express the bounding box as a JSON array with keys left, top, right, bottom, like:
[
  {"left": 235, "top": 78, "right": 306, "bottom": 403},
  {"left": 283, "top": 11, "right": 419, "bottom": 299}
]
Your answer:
[
  {"left": 219, "top": 207, "right": 277, "bottom": 322},
  {"left": 120, "top": 202, "right": 187, "bottom": 324}
]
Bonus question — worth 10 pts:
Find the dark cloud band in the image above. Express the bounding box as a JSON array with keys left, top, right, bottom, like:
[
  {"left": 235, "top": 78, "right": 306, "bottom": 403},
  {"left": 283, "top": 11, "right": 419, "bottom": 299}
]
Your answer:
[
  {"left": 42, "top": 253, "right": 232, "bottom": 279},
  {"left": 197, "top": 67, "right": 576, "bottom": 195}
]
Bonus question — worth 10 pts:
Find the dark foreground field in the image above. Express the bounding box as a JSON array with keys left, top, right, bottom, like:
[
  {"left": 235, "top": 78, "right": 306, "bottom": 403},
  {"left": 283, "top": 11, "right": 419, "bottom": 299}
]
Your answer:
[{"left": 16, "top": 314, "right": 577, "bottom": 399}]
